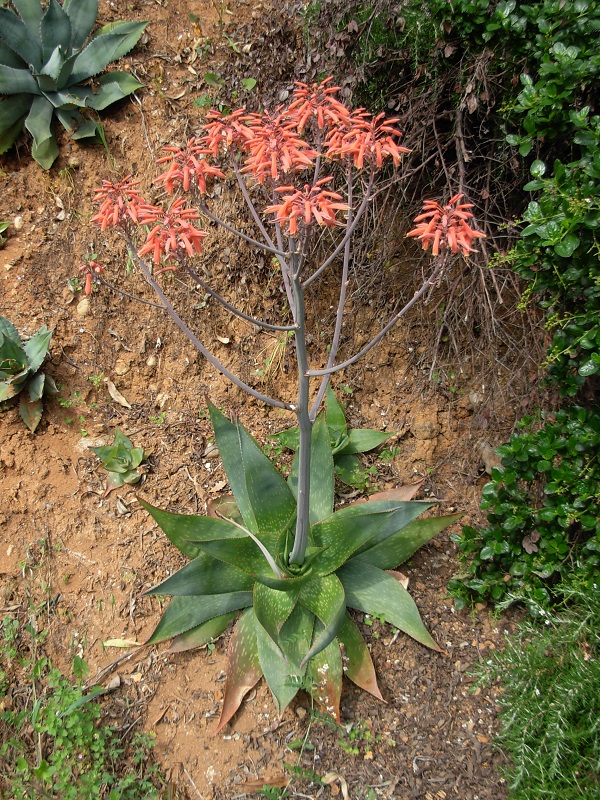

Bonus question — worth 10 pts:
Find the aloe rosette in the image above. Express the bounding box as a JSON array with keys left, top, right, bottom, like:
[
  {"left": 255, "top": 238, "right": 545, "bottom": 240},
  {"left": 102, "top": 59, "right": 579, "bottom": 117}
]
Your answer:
[
  {"left": 142, "top": 404, "right": 458, "bottom": 730},
  {"left": 0, "top": 0, "right": 147, "bottom": 168}
]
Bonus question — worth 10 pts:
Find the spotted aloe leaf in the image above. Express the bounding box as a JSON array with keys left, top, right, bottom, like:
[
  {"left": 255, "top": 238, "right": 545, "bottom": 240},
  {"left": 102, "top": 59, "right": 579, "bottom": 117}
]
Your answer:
[
  {"left": 305, "top": 625, "right": 343, "bottom": 721},
  {"left": 253, "top": 582, "right": 299, "bottom": 654},
  {"left": 145, "top": 554, "right": 254, "bottom": 597},
  {"left": 193, "top": 533, "right": 282, "bottom": 582},
  {"left": 146, "top": 592, "right": 252, "bottom": 645},
  {"left": 336, "top": 613, "right": 384, "bottom": 701},
  {"left": 298, "top": 573, "right": 346, "bottom": 667},
  {"left": 338, "top": 559, "right": 440, "bottom": 651},
  {"left": 169, "top": 611, "right": 237, "bottom": 654},
  {"left": 216, "top": 608, "right": 263, "bottom": 732},
  {"left": 209, "top": 403, "right": 296, "bottom": 535}
]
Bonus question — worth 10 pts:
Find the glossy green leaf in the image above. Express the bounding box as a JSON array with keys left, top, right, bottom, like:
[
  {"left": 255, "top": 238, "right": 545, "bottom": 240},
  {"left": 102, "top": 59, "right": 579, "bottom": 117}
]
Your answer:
[
  {"left": 146, "top": 591, "right": 252, "bottom": 644},
  {"left": 169, "top": 611, "right": 236, "bottom": 654},
  {"left": 311, "top": 501, "right": 430, "bottom": 576},
  {"left": 333, "top": 453, "right": 367, "bottom": 488},
  {"left": 216, "top": 608, "right": 262, "bottom": 732},
  {"left": 289, "top": 412, "right": 334, "bottom": 525},
  {"left": 355, "top": 513, "right": 460, "bottom": 570},
  {"left": 305, "top": 626, "right": 343, "bottom": 721},
  {"left": 253, "top": 582, "right": 299, "bottom": 652},
  {"left": 209, "top": 403, "right": 296, "bottom": 535},
  {"left": 63, "top": 0, "right": 98, "bottom": 49},
  {"left": 337, "top": 613, "right": 383, "bottom": 700},
  {"left": 256, "top": 603, "right": 313, "bottom": 714},
  {"left": 25, "top": 96, "right": 58, "bottom": 169},
  {"left": 146, "top": 554, "right": 254, "bottom": 597},
  {"left": 195, "top": 533, "right": 281, "bottom": 581},
  {"left": 70, "top": 20, "right": 148, "bottom": 83},
  {"left": 336, "top": 428, "right": 393, "bottom": 454},
  {"left": 0, "top": 7, "right": 43, "bottom": 70},
  {"left": 338, "top": 560, "right": 439, "bottom": 650},
  {"left": 19, "top": 395, "right": 42, "bottom": 432},
  {"left": 298, "top": 573, "right": 345, "bottom": 666},
  {"left": 41, "top": 0, "right": 72, "bottom": 62},
  {"left": 24, "top": 325, "right": 51, "bottom": 372},
  {"left": 325, "top": 384, "right": 347, "bottom": 441},
  {"left": 139, "top": 498, "right": 245, "bottom": 560}
]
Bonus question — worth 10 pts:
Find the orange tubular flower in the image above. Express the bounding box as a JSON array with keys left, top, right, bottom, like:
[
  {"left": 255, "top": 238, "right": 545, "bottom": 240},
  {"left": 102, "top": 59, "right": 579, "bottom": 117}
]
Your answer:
[
  {"left": 137, "top": 199, "right": 207, "bottom": 264},
  {"left": 264, "top": 177, "right": 348, "bottom": 236},
  {"left": 287, "top": 77, "right": 351, "bottom": 132},
  {"left": 326, "top": 111, "right": 410, "bottom": 169},
  {"left": 241, "top": 109, "right": 318, "bottom": 183},
  {"left": 91, "top": 176, "right": 146, "bottom": 229},
  {"left": 198, "top": 109, "right": 254, "bottom": 157},
  {"left": 79, "top": 260, "right": 103, "bottom": 296},
  {"left": 155, "top": 138, "right": 225, "bottom": 194},
  {"left": 406, "top": 194, "right": 486, "bottom": 256}
]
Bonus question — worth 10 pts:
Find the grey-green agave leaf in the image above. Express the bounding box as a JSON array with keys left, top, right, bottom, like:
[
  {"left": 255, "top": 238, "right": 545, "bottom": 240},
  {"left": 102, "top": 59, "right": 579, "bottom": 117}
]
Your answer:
[{"left": 0, "top": 0, "right": 147, "bottom": 167}]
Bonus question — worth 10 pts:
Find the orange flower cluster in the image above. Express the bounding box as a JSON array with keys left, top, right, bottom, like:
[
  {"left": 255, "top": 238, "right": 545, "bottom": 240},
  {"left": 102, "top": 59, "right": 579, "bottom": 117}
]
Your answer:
[
  {"left": 264, "top": 177, "right": 348, "bottom": 235},
  {"left": 406, "top": 194, "right": 486, "bottom": 256},
  {"left": 200, "top": 109, "right": 254, "bottom": 158},
  {"left": 326, "top": 111, "right": 410, "bottom": 168},
  {"left": 155, "top": 137, "right": 225, "bottom": 194},
  {"left": 91, "top": 176, "right": 145, "bottom": 229},
  {"left": 137, "top": 199, "right": 207, "bottom": 264},
  {"left": 287, "top": 77, "right": 350, "bottom": 132},
  {"left": 241, "top": 110, "right": 318, "bottom": 183}
]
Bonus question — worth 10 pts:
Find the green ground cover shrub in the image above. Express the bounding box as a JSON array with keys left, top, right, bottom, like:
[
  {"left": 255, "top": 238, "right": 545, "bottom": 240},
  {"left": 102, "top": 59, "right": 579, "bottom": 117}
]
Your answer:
[{"left": 474, "top": 585, "right": 600, "bottom": 799}]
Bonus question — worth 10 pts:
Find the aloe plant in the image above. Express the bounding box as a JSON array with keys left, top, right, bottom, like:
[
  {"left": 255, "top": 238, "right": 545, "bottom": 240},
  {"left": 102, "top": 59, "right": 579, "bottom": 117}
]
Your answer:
[
  {"left": 272, "top": 385, "right": 394, "bottom": 488},
  {"left": 142, "top": 403, "right": 458, "bottom": 729},
  {"left": 91, "top": 428, "right": 145, "bottom": 493},
  {"left": 0, "top": 313, "right": 57, "bottom": 432},
  {"left": 0, "top": 0, "right": 147, "bottom": 168}
]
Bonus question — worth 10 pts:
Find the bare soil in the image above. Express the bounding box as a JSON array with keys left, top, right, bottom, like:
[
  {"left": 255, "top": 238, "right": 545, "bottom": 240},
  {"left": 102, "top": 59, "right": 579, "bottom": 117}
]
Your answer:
[{"left": 0, "top": 1, "right": 527, "bottom": 797}]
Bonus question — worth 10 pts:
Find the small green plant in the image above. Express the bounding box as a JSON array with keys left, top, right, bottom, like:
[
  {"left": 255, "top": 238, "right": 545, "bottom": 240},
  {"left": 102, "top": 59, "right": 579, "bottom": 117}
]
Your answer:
[
  {"left": 91, "top": 428, "right": 145, "bottom": 493},
  {"left": 149, "top": 411, "right": 167, "bottom": 425},
  {"left": 88, "top": 372, "right": 104, "bottom": 388},
  {"left": 0, "top": 616, "right": 162, "bottom": 799},
  {"left": 0, "top": 314, "right": 57, "bottom": 431},
  {"left": 271, "top": 385, "right": 393, "bottom": 488},
  {"left": 0, "top": 220, "right": 8, "bottom": 244},
  {"left": 450, "top": 407, "right": 600, "bottom": 612},
  {"left": 0, "top": 0, "right": 147, "bottom": 168},
  {"left": 474, "top": 584, "right": 600, "bottom": 799}
]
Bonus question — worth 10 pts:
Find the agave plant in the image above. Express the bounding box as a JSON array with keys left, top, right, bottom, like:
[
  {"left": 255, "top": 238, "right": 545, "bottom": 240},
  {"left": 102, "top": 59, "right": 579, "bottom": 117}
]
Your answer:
[
  {"left": 0, "top": 0, "right": 147, "bottom": 168},
  {"left": 0, "top": 313, "right": 57, "bottom": 432},
  {"left": 272, "top": 384, "right": 394, "bottom": 488},
  {"left": 141, "top": 404, "right": 458, "bottom": 730}
]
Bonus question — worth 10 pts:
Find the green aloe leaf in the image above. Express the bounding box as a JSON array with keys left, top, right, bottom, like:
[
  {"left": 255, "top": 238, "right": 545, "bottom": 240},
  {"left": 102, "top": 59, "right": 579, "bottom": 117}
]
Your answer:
[
  {"left": 25, "top": 96, "right": 58, "bottom": 169},
  {"left": 0, "top": 40, "right": 25, "bottom": 68},
  {"left": 146, "top": 554, "right": 254, "bottom": 597},
  {"left": 350, "top": 500, "right": 432, "bottom": 553},
  {"left": 216, "top": 608, "right": 262, "bottom": 732},
  {"left": 337, "top": 613, "right": 383, "bottom": 700},
  {"left": 70, "top": 118, "right": 100, "bottom": 141},
  {"left": 355, "top": 514, "right": 461, "bottom": 570},
  {"left": 325, "top": 384, "right": 347, "bottom": 441},
  {"left": 169, "top": 611, "right": 236, "bottom": 654},
  {"left": 311, "top": 501, "right": 429, "bottom": 577},
  {"left": 338, "top": 560, "right": 439, "bottom": 650},
  {"left": 44, "top": 85, "right": 92, "bottom": 108},
  {"left": 209, "top": 403, "right": 296, "bottom": 535},
  {"left": 12, "top": 0, "right": 43, "bottom": 47},
  {"left": 256, "top": 603, "right": 313, "bottom": 714},
  {"left": 298, "top": 573, "right": 345, "bottom": 667},
  {"left": 306, "top": 626, "right": 343, "bottom": 721},
  {"left": 0, "top": 95, "right": 31, "bottom": 154},
  {"left": 85, "top": 71, "right": 143, "bottom": 110},
  {"left": 63, "top": 0, "right": 98, "bottom": 50},
  {"left": 0, "top": 66, "right": 41, "bottom": 96},
  {"left": 28, "top": 371, "right": 45, "bottom": 402},
  {"left": 24, "top": 325, "right": 51, "bottom": 372},
  {"left": 336, "top": 428, "right": 392, "bottom": 454},
  {"left": 0, "top": 7, "right": 43, "bottom": 70},
  {"left": 253, "top": 582, "right": 299, "bottom": 652},
  {"left": 41, "top": 0, "right": 72, "bottom": 62},
  {"left": 69, "top": 20, "right": 148, "bottom": 84},
  {"left": 19, "top": 395, "right": 43, "bottom": 432},
  {"left": 139, "top": 499, "right": 245, "bottom": 559},
  {"left": 333, "top": 453, "right": 366, "bottom": 487},
  {"left": 195, "top": 533, "right": 281, "bottom": 581},
  {"left": 146, "top": 591, "right": 252, "bottom": 645},
  {"left": 288, "top": 412, "right": 334, "bottom": 525},
  {"left": 37, "top": 45, "right": 66, "bottom": 90}
]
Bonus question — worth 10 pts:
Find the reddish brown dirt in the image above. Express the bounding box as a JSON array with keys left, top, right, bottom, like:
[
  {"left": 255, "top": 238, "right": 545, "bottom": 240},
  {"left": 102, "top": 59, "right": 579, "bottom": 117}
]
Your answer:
[{"left": 0, "top": 2, "right": 525, "bottom": 798}]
